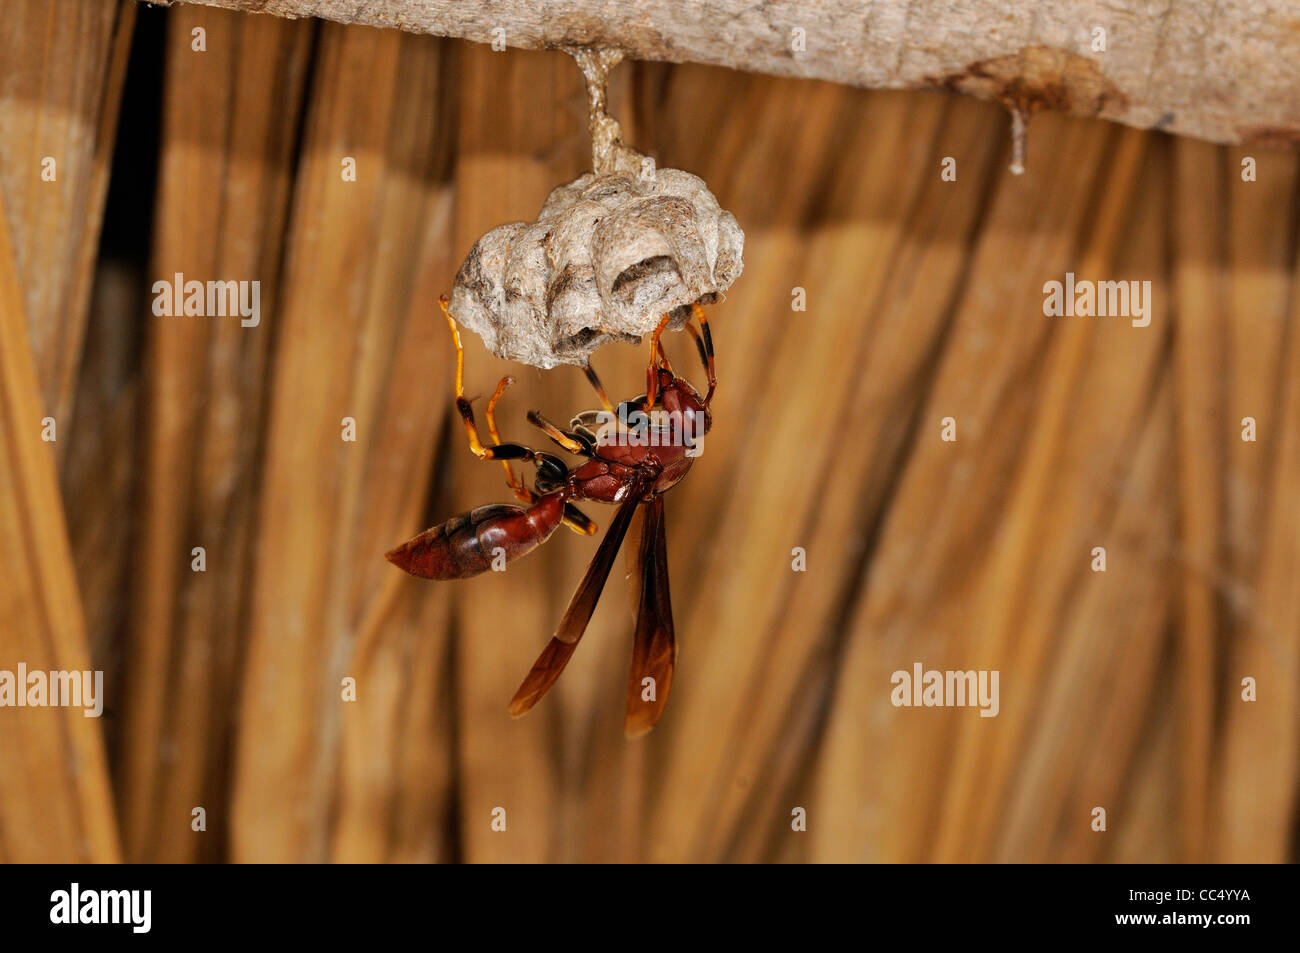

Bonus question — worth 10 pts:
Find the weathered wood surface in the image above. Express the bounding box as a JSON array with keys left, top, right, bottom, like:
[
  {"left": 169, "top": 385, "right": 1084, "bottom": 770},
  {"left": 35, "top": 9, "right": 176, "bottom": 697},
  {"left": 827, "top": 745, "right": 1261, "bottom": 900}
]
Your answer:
[
  {"left": 151, "top": 0, "right": 1300, "bottom": 147},
  {"left": 118, "top": 6, "right": 313, "bottom": 863},
  {"left": 0, "top": 183, "right": 120, "bottom": 865},
  {"left": 0, "top": 0, "right": 132, "bottom": 865},
  {"left": 229, "top": 19, "right": 461, "bottom": 862},
  {"left": 0, "top": 0, "right": 135, "bottom": 446}
]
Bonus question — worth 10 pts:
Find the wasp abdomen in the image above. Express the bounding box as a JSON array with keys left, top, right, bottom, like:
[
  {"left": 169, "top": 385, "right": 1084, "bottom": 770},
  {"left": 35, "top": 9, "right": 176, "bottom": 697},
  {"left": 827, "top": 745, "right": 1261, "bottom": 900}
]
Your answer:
[{"left": 386, "top": 492, "right": 566, "bottom": 580}]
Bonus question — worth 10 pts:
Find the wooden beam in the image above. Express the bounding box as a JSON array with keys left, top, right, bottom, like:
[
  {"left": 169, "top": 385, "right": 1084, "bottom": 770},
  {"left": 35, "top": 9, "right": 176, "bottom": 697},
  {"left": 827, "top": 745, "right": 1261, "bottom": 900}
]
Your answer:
[{"left": 149, "top": 0, "right": 1299, "bottom": 148}]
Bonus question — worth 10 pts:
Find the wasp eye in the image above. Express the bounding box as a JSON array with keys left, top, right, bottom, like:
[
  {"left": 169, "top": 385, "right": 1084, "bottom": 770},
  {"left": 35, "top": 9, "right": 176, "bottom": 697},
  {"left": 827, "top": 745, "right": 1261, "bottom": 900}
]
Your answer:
[{"left": 617, "top": 400, "right": 649, "bottom": 431}]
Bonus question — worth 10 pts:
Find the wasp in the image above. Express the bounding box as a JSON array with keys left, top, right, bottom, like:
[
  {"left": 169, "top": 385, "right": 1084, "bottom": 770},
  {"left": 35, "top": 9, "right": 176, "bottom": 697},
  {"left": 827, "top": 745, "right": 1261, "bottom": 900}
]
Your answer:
[{"left": 386, "top": 297, "right": 716, "bottom": 736}]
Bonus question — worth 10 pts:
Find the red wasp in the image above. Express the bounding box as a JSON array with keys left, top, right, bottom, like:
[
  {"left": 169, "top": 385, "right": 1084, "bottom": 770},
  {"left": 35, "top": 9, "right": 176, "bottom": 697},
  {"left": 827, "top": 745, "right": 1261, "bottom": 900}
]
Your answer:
[{"left": 386, "top": 296, "right": 717, "bottom": 736}]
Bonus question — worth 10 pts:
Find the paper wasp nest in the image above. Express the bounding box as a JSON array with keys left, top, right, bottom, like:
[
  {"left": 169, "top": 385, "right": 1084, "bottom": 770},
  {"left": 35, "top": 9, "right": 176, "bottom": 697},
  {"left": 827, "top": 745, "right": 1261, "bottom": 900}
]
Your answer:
[
  {"left": 445, "top": 47, "right": 742, "bottom": 369},
  {"left": 448, "top": 163, "right": 744, "bottom": 369}
]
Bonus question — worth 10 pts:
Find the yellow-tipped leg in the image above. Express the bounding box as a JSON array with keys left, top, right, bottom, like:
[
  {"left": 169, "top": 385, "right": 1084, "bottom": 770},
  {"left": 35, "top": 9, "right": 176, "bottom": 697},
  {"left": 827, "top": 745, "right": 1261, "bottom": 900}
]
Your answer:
[
  {"left": 562, "top": 504, "right": 597, "bottom": 536},
  {"left": 527, "top": 410, "right": 585, "bottom": 455},
  {"left": 583, "top": 362, "right": 615, "bottom": 412},
  {"left": 644, "top": 312, "right": 673, "bottom": 410},
  {"left": 441, "top": 295, "right": 492, "bottom": 456},
  {"left": 442, "top": 295, "right": 534, "bottom": 498},
  {"left": 485, "top": 376, "right": 532, "bottom": 501},
  {"left": 688, "top": 302, "right": 716, "bottom": 405},
  {"left": 440, "top": 295, "right": 466, "bottom": 399},
  {"left": 484, "top": 376, "right": 515, "bottom": 446},
  {"left": 656, "top": 338, "right": 673, "bottom": 373}
]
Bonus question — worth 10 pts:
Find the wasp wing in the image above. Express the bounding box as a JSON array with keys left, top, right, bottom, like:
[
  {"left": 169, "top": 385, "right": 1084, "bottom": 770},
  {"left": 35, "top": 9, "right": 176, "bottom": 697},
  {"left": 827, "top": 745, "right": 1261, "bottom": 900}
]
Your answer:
[
  {"left": 508, "top": 479, "right": 646, "bottom": 718},
  {"left": 624, "top": 493, "right": 675, "bottom": 738},
  {"left": 552, "top": 480, "right": 647, "bottom": 646},
  {"left": 622, "top": 505, "right": 648, "bottom": 618}
]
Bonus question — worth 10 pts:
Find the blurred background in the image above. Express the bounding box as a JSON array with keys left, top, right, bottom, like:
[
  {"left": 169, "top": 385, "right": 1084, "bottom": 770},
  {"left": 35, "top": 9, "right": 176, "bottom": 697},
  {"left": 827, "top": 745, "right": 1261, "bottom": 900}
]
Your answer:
[{"left": 1, "top": 0, "right": 1297, "bottom": 863}]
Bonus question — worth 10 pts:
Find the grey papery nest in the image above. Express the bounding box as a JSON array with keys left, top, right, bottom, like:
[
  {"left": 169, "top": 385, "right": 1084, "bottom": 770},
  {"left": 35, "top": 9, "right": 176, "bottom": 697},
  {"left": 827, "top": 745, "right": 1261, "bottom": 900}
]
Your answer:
[{"left": 447, "top": 165, "right": 744, "bottom": 369}]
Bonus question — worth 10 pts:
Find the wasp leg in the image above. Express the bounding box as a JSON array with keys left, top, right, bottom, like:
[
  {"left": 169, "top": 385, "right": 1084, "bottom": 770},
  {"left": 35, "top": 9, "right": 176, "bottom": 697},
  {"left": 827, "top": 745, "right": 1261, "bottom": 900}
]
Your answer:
[
  {"left": 441, "top": 294, "right": 472, "bottom": 405},
  {"left": 526, "top": 409, "right": 594, "bottom": 457},
  {"left": 562, "top": 503, "right": 597, "bottom": 537},
  {"left": 441, "top": 295, "right": 591, "bottom": 537},
  {"left": 582, "top": 362, "right": 616, "bottom": 413},
  {"left": 441, "top": 294, "right": 496, "bottom": 457},
  {"left": 656, "top": 339, "right": 673, "bottom": 373},
  {"left": 643, "top": 312, "right": 673, "bottom": 410},
  {"left": 441, "top": 295, "right": 546, "bottom": 471},
  {"left": 686, "top": 302, "right": 717, "bottom": 406},
  {"left": 483, "top": 376, "right": 535, "bottom": 502}
]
